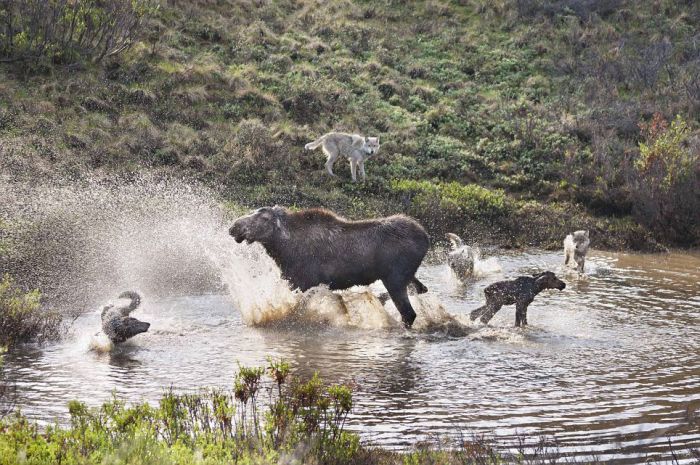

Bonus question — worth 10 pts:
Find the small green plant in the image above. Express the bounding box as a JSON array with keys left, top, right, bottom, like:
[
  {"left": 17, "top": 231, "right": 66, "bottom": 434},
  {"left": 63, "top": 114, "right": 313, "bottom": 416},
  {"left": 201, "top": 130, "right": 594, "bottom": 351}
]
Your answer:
[{"left": 0, "top": 274, "right": 62, "bottom": 347}]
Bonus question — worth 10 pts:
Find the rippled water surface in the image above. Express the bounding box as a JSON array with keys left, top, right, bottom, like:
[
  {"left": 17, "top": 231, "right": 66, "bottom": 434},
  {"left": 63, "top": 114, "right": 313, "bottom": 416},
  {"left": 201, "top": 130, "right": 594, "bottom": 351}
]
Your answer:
[{"left": 5, "top": 250, "right": 700, "bottom": 462}]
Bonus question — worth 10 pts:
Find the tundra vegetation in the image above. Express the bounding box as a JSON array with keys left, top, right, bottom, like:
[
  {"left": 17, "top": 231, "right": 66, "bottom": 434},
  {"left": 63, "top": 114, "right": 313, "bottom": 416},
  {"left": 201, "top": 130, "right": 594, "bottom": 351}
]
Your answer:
[{"left": 0, "top": 0, "right": 697, "bottom": 254}]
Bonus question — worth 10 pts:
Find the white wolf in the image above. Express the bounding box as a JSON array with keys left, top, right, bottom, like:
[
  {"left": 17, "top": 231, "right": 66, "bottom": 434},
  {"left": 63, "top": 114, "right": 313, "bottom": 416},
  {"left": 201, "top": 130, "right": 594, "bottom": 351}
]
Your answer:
[
  {"left": 304, "top": 132, "right": 380, "bottom": 182},
  {"left": 446, "top": 233, "right": 477, "bottom": 280},
  {"left": 564, "top": 230, "right": 590, "bottom": 273}
]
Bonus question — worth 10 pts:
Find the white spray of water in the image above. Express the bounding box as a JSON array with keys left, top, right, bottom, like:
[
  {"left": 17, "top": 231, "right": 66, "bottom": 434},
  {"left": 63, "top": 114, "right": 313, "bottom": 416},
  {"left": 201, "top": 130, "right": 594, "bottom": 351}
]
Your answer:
[
  {"left": 472, "top": 249, "right": 503, "bottom": 278},
  {"left": 1, "top": 174, "right": 468, "bottom": 334},
  {"left": 1, "top": 174, "right": 228, "bottom": 312}
]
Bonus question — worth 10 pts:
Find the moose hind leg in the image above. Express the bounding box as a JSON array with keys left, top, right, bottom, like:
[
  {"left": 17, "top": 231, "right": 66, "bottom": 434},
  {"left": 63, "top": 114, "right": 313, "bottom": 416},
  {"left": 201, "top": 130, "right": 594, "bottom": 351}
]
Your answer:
[
  {"left": 410, "top": 276, "right": 428, "bottom": 294},
  {"left": 383, "top": 279, "right": 417, "bottom": 328}
]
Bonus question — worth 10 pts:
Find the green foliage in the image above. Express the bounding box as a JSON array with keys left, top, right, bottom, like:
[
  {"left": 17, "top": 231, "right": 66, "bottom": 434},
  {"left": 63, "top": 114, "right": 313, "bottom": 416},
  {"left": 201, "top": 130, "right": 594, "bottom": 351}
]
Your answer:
[
  {"left": 0, "top": 361, "right": 360, "bottom": 465},
  {"left": 391, "top": 180, "right": 513, "bottom": 220},
  {"left": 0, "top": 0, "right": 157, "bottom": 65},
  {"left": 637, "top": 114, "right": 694, "bottom": 191},
  {"left": 0, "top": 274, "right": 62, "bottom": 347},
  {"left": 630, "top": 113, "right": 699, "bottom": 244}
]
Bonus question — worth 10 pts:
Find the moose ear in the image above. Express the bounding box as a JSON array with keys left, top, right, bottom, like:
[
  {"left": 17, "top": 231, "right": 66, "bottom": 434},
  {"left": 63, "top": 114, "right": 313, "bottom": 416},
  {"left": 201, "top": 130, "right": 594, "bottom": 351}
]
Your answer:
[{"left": 276, "top": 218, "right": 290, "bottom": 240}]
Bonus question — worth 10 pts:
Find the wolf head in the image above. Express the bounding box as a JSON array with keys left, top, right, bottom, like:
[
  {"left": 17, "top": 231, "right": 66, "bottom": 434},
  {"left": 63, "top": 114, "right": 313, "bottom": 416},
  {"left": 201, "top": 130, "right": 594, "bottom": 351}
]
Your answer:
[
  {"left": 572, "top": 230, "right": 590, "bottom": 251},
  {"left": 363, "top": 136, "right": 380, "bottom": 156}
]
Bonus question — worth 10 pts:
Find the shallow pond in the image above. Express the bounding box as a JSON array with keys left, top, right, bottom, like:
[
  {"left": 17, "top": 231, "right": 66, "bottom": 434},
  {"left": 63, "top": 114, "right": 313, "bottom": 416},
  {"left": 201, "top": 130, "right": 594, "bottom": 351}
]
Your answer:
[{"left": 4, "top": 250, "right": 700, "bottom": 463}]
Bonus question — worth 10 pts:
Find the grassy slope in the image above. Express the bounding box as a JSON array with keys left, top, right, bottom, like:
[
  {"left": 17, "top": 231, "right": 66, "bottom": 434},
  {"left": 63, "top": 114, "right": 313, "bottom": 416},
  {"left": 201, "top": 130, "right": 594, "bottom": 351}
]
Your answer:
[{"left": 0, "top": 0, "right": 698, "bottom": 250}]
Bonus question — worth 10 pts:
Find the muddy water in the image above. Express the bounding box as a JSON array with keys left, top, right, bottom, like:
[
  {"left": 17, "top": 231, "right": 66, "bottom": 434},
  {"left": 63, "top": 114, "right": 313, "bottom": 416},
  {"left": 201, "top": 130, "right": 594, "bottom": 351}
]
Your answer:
[{"left": 4, "top": 250, "right": 700, "bottom": 462}]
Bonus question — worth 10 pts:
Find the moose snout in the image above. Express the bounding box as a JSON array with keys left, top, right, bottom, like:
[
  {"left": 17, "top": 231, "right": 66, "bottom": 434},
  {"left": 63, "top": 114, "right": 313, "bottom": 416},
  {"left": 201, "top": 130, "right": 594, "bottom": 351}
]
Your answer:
[{"left": 229, "top": 222, "right": 246, "bottom": 243}]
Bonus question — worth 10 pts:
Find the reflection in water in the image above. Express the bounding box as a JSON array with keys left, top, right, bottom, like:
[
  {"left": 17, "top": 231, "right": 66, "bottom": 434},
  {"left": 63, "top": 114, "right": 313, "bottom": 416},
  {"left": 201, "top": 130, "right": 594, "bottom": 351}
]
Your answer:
[{"left": 3, "top": 251, "right": 700, "bottom": 463}]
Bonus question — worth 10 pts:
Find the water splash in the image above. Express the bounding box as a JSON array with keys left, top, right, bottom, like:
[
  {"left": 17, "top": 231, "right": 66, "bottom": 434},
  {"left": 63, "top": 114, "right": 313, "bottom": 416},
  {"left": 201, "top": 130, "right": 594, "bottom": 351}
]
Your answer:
[
  {"left": 472, "top": 250, "right": 502, "bottom": 278},
  {"left": 0, "top": 174, "right": 228, "bottom": 313},
  {"left": 1, "top": 174, "right": 463, "bottom": 334}
]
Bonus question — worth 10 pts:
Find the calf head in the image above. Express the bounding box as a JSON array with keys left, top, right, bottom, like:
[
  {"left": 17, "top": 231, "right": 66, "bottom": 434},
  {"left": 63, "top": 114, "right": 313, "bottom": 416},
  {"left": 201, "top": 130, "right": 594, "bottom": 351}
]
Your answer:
[
  {"left": 229, "top": 206, "right": 289, "bottom": 244},
  {"left": 533, "top": 271, "right": 566, "bottom": 291}
]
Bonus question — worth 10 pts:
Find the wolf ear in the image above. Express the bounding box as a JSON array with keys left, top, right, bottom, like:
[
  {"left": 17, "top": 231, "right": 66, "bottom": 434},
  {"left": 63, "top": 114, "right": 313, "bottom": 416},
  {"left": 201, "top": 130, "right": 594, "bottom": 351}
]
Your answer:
[
  {"left": 584, "top": 230, "right": 589, "bottom": 237},
  {"left": 365, "top": 136, "right": 369, "bottom": 143}
]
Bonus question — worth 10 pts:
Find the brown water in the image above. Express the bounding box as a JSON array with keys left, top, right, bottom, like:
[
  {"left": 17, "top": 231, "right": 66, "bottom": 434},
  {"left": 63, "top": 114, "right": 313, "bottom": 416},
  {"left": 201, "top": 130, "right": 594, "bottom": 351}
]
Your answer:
[{"left": 4, "top": 249, "right": 699, "bottom": 463}]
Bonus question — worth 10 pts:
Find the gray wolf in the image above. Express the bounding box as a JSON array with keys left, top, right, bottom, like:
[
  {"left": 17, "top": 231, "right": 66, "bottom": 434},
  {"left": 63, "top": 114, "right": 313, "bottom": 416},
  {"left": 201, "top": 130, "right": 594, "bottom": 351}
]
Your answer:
[
  {"left": 101, "top": 291, "right": 150, "bottom": 344},
  {"left": 446, "top": 233, "right": 476, "bottom": 281},
  {"left": 304, "top": 132, "right": 380, "bottom": 182},
  {"left": 564, "top": 230, "right": 590, "bottom": 273},
  {"left": 229, "top": 206, "right": 429, "bottom": 327},
  {"left": 469, "top": 272, "right": 566, "bottom": 326}
]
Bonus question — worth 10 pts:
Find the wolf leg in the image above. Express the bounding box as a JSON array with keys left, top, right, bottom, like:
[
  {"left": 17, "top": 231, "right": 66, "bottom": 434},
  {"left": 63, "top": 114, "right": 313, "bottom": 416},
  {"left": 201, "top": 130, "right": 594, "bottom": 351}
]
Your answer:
[
  {"left": 349, "top": 158, "right": 358, "bottom": 182},
  {"left": 359, "top": 159, "right": 367, "bottom": 181},
  {"left": 324, "top": 148, "right": 338, "bottom": 177}
]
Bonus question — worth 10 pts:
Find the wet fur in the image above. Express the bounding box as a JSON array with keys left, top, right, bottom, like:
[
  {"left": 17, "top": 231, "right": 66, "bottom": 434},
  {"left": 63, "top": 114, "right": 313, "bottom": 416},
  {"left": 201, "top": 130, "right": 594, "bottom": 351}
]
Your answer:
[
  {"left": 230, "top": 206, "right": 429, "bottom": 327},
  {"left": 446, "top": 233, "right": 476, "bottom": 281},
  {"left": 101, "top": 291, "right": 150, "bottom": 344},
  {"left": 564, "top": 230, "right": 590, "bottom": 273},
  {"left": 470, "top": 272, "right": 566, "bottom": 326}
]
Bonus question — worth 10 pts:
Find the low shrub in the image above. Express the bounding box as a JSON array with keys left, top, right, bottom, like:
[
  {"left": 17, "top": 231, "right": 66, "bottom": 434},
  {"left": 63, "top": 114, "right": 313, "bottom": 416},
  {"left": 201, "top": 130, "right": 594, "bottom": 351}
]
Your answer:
[
  {"left": 0, "top": 359, "right": 357, "bottom": 465},
  {"left": 392, "top": 179, "right": 513, "bottom": 219},
  {"left": 391, "top": 179, "right": 515, "bottom": 237},
  {"left": 631, "top": 114, "right": 699, "bottom": 245},
  {"left": 0, "top": 274, "right": 62, "bottom": 347},
  {"left": 0, "top": 0, "right": 156, "bottom": 65}
]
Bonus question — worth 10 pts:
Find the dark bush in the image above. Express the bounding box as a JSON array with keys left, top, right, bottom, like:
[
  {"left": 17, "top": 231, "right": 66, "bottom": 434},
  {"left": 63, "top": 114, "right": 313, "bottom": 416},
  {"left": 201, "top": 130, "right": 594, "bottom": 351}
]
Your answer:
[{"left": 0, "top": 0, "right": 155, "bottom": 64}]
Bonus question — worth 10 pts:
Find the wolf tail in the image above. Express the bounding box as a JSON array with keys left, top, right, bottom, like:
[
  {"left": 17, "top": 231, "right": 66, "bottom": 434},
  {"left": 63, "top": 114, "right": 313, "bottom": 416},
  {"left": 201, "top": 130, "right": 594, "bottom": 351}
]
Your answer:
[
  {"left": 304, "top": 135, "right": 326, "bottom": 150},
  {"left": 117, "top": 291, "right": 141, "bottom": 312},
  {"left": 446, "top": 233, "right": 464, "bottom": 249}
]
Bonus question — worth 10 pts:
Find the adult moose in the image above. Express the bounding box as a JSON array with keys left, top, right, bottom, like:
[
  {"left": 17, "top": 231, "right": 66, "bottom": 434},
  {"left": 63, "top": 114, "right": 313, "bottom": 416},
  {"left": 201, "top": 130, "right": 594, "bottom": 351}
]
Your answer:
[{"left": 229, "top": 206, "right": 430, "bottom": 327}]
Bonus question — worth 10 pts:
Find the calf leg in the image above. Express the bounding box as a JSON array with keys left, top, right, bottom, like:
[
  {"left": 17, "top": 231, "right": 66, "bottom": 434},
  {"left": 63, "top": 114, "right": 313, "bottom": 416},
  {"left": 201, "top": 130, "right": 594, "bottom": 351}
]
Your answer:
[
  {"left": 382, "top": 279, "right": 417, "bottom": 328},
  {"left": 470, "top": 305, "right": 487, "bottom": 321},
  {"left": 515, "top": 302, "right": 528, "bottom": 327},
  {"left": 478, "top": 301, "right": 503, "bottom": 324},
  {"left": 470, "top": 299, "right": 503, "bottom": 324}
]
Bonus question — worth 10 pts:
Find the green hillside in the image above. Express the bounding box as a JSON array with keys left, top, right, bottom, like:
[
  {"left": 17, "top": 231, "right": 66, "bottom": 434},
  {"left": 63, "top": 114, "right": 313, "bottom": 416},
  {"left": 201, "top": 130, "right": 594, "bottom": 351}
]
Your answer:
[{"left": 1, "top": 0, "right": 698, "bottom": 249}]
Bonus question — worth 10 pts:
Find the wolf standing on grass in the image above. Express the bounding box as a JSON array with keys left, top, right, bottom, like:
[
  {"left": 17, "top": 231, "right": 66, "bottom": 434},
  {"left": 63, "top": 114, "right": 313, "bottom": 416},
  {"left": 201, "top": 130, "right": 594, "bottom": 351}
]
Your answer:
[{"left": 305, "top": 132, "right": 380, "bottom": 182}]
